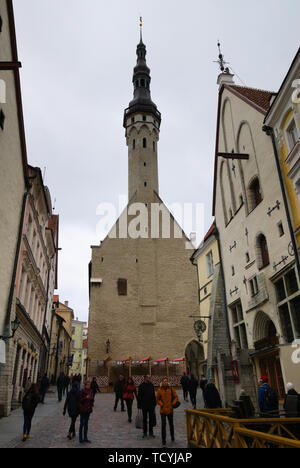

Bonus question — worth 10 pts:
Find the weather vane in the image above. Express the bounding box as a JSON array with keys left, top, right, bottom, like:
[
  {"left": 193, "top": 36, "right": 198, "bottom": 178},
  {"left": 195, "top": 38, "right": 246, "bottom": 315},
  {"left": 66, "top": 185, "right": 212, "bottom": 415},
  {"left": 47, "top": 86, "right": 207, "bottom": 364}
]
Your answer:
[{"left": 214, "top": 41, "right": 230, "bottom": 73}]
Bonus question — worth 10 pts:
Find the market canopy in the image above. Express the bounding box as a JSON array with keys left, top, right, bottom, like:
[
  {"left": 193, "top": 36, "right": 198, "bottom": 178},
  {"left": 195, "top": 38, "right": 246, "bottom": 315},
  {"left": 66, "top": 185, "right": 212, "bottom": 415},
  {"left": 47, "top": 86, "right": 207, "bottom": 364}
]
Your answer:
[
  {"left": 172, "top": 358, "right": 185, "bottom": 362},
  {"left": 156, "top": 357, "right": 169, "bottom": 362},
  {"left": 121, "top": 357, "right": 132, "bottom": 362},
  {"left": 139, "top": 356, "right": 152, "bottom": 362}
]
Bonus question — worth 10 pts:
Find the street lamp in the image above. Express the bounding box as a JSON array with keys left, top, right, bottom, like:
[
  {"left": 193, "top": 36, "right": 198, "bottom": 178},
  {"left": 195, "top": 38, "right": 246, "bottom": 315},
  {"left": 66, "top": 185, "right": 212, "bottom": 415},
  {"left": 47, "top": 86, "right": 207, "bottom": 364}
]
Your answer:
[
  {"left": 106, "top": 339, "right": 111, "bottom": 354},
  {"left": 0, "top": 316, "right": 20, "bottom": 341}
]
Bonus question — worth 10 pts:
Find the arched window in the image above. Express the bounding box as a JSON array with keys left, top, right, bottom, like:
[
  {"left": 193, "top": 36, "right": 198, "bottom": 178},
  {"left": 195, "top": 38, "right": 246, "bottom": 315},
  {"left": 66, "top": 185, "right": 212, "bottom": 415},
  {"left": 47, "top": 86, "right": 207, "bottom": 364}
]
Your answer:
[
  {"left": 248, "top": 177, "right": 262, "bottom": 211},
  {"left": 143, "top": 138, "right": 147, "bottom": 148},
  {"left": 258, "top": 234, "right": 269, "bottom": 268}
]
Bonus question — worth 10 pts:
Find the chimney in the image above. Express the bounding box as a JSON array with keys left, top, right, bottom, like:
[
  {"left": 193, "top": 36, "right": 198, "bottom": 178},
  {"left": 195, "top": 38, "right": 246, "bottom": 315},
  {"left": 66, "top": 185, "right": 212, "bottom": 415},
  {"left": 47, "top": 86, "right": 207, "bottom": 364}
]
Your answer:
[{"left": 64, "top": 301, "right": 69, "bottom": 307}]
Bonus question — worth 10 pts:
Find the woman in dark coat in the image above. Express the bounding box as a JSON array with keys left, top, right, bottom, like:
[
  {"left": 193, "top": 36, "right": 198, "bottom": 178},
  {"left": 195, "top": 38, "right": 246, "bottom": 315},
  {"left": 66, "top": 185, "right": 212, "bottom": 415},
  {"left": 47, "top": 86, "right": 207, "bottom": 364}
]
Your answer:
[
  {"left": 91, "top": 377, "right": 101, "bottom": 399},
  {"left": 63, "top": 382, "right": 80, "bottom": 439},
  {"left": 22, "top": 384, "right": 40, "bottom": 441},
  {"left": 188, "top": 374, "right": 198, "bottom": 409},
  {"left": 79, "top": 380, "right": 94, "bottom": 444}
]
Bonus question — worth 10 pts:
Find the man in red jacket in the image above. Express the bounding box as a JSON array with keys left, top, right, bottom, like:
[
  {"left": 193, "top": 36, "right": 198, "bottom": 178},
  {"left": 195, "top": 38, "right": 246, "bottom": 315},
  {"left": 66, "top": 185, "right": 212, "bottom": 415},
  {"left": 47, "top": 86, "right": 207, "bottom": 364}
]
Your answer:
[{"left": 79, "top": 380, "right": 94, "bottom": 444}]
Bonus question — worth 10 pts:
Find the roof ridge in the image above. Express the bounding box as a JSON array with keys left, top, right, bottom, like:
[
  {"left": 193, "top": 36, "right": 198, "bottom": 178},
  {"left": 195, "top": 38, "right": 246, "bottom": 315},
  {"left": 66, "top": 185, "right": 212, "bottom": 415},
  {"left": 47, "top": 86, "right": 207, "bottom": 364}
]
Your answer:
[{"left": 228, "top": 84, "right": 276, "bottom": 95}]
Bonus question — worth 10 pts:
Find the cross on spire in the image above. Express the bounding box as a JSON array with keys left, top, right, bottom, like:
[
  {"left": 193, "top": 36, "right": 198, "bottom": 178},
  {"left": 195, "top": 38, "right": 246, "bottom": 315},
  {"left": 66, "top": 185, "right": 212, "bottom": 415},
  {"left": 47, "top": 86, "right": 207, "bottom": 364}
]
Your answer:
[{"left": 139, "top": 16, "right": 143, "bottom": 42}]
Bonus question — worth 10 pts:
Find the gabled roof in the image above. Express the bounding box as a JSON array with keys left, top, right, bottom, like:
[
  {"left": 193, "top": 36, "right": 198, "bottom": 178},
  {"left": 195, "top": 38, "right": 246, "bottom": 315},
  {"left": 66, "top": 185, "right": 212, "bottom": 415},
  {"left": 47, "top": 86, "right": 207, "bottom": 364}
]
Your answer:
[
  {"left": 212, "top": 83, "right": 274, "bottom": 216},
  {"left": 226, "top": 85, "right": 275, "bottom": 115}
]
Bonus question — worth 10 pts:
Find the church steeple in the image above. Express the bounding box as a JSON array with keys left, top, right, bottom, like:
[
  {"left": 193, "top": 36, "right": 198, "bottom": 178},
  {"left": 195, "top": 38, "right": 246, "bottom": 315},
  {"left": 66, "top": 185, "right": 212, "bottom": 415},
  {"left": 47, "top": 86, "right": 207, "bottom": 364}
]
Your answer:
[{"left": 124, "top": 29, "right": 161, "bottom": 201}]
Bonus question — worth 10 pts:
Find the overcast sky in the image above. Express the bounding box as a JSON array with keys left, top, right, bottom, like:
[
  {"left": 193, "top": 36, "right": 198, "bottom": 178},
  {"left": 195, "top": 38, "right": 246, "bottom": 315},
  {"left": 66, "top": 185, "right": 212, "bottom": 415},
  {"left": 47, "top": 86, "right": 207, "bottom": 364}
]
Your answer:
[{"left": 13, "top": 0, "right": 300, "bottom": 323}]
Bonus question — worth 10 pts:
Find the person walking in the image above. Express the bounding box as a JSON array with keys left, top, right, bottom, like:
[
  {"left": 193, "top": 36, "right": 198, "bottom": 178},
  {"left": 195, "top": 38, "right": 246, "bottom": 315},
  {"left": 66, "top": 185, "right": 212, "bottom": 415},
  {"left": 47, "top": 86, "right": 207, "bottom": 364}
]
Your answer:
[
  {"left": 188, "top": 374, "right": 198, "bottom": 409},
  {"left": 203, "top": 381, "right": 222, "bottom": 409},
  {"left": 57, "top": 372, "right": 65, "bottom": 402},
  {"left": 156, "top": 378, "right": 178, "bottom": 448},
  {"left": 91, "top": 377, "right": 101, "bottom": 399},
  {"left": 258, "top": 376, "right": 279, "bottom": 416},
  {"left": 79, "top": 380, "right": 94, "bottom": 444},
  {"left": 63, "top": 374, "right": 70, "bottom": 395},
  {"left": 114, "top": 375, "right": 126, "bottom": 412},
  {"left": 63, "top": 382, "right": 80, "bottom": 439},
  {"left": 137, "top": 375, "right": 157, "bottom": 439},
  {"left": 123, "top": 377, "right": 137, "bottom": 423},
  {"left": 40, "top": 374, "right": 49, "bottom": 404},
  {"left": 21, "top": 384, "right": 40, "bottom": 442},
  {"left": 180, "top": 372, "right": 189, "bottom": 402}
]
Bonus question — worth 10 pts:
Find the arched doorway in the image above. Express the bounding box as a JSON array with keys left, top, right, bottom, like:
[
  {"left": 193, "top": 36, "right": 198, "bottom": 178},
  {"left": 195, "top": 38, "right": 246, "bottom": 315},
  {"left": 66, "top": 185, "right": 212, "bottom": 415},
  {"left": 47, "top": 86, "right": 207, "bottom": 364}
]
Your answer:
[
  {"left": 253, "top": 311, "right": 285, "bottom": 398},
  {"left": 185, "top": 340, "right": 205, "bottom": 380}
]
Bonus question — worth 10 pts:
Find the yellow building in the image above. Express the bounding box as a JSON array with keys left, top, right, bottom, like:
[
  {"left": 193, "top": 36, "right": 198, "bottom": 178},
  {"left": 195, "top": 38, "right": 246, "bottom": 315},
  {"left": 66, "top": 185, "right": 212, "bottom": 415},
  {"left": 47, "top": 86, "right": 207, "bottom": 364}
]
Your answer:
[
  {"left": 69, "top": 319, "right": 86, "bottom": 378},
  {"left": 191, "top": 222, "right": 236, "bottom": 406},
  {"left": 47, "top": 296, "right": 73, "bottom": 383},
  {"left": 264, "top": 47, "right": 300, "bottom": 257}
]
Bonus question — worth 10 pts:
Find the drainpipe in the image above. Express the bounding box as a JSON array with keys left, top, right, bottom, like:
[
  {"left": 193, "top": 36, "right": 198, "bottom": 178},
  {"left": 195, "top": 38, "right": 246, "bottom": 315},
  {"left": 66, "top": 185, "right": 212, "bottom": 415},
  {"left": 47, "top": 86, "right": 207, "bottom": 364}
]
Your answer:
[
  {"left": 262, "top": 125, "right": 300, "bottom": 279},
  {"left": 0, "top": 192, "right": 29, "bottom": 376}
]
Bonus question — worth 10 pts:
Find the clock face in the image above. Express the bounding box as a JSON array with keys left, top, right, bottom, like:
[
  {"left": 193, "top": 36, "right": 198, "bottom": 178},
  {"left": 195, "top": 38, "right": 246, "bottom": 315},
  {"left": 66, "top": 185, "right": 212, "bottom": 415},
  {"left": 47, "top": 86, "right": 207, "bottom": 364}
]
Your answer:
[{"left": 194, "top": 320, "right": 207, "bottom": 335}]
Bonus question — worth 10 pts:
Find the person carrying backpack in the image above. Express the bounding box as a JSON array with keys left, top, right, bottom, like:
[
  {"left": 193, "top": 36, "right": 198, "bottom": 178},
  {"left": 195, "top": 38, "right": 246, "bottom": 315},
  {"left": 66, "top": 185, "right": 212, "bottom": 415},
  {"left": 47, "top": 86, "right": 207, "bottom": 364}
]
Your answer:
[
  {"left": 21, "top": 384, "right": 40, "bottom": 442},
  {"left": 258, "top": 376, "right": 279, "bottom": 415}
]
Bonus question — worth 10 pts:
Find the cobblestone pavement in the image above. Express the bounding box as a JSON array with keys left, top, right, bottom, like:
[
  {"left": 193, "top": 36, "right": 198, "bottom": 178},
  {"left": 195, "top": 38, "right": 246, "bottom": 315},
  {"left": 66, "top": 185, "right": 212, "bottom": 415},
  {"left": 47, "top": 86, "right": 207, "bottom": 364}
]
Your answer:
[{"left": 1, "top": 388, "right": 204, "bottom": 449}]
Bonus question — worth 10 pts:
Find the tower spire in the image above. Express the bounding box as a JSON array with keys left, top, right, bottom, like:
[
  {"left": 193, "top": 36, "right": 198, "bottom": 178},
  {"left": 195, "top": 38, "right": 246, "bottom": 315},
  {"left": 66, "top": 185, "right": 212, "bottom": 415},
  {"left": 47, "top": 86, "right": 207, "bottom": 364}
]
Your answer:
[
  {"left": 139, "top": 16, "right": 143, "bottom": 43},
  {"left": 215, "top": 41, "right": 235, "bottom": 88}
]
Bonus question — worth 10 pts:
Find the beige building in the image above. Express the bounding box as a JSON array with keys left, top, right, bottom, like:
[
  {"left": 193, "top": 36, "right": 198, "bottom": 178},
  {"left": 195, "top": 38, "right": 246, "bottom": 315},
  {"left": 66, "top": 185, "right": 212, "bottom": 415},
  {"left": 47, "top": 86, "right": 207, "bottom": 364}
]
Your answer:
[
  {"left": 88, "top": 38, "right": 199, "bottom": 386},
  {"left": 48, "top": 297, "right": 73, "bottom": 383},
  {"left": 0, "top": 0, "right": 29, "bottom": 410},
  {"left": 212, "top": 67, "right": 300, "bottom": 400}
]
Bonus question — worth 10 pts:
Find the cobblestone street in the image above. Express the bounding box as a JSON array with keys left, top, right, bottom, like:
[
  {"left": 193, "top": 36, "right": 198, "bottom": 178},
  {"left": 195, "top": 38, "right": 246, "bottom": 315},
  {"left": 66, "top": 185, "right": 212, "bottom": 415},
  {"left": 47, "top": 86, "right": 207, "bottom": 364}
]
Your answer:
[{"left": 0, "top": 388, "right": 204, "bottom": 449}]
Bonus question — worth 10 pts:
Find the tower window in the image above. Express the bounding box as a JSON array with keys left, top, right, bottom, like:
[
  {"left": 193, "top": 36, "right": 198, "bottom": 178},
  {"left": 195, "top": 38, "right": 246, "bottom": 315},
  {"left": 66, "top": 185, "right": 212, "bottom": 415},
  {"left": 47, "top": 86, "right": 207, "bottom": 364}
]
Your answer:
[
  {"left": 278, "top": 222, "right": 284, "bottom": 237},
  {"left": 143, "top": 115, "right": 146, "bottom": 122},
  {"left": 153, "top": 142, "right": 155, "bottom": 151},
  {"left": 144, "top": 182, "right": 147, "bottom": 187},
  {"left": 141, "top": 79, "right": 145, "bottom": 87},
  {"left": 117, "top": 278, "right": 127, "bottom": 296},
  {"left": 143, "top": 138, "right": 147, "bottom": 148},
  {"left": 131, "top": 117, "right": 135, "bottom": 124},
  {"left": 0, "top": 109, "right": 5, "bottom": 130},
  {"left": 0, "top": 16, "right": 2, "bottom": 33},
  {"left": 144, "top": 162, "right": 146, "bottom": 167},
  {"left": 133, "top": 139, "right": 136, "bottom": 150}
]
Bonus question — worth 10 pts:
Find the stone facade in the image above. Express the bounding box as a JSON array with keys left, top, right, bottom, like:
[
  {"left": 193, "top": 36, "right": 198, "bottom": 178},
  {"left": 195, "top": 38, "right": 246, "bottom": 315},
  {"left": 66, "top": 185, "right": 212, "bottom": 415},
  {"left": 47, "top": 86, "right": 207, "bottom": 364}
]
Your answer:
[
  {"left": 213, "top": 73, "right": 300, "bottom": 399},
  {"left": 88, "top": 39, "right": 199, "bottom": 381}
]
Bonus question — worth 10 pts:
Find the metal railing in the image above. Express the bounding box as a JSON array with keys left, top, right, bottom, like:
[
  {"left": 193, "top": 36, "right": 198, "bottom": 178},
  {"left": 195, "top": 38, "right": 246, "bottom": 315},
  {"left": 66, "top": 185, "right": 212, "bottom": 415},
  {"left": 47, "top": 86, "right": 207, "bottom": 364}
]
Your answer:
[{"left": 186, "top": 409, "right": 300, "bottom": 449}]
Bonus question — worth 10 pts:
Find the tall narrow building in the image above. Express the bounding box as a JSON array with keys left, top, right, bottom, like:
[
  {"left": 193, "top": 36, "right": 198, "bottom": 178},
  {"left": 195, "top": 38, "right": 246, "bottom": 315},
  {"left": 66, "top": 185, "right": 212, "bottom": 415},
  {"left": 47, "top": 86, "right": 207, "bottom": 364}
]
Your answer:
[{"left": 88, "top": 36, "right": 200, "bottom": 384}]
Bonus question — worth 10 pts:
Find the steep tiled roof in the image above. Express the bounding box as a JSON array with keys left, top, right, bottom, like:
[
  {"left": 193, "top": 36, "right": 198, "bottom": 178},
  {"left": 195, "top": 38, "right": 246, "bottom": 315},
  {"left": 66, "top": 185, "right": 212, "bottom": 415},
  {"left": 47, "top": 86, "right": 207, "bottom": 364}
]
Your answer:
[{"left": 227, "top": 85, "right": 275, "bottom": 114}]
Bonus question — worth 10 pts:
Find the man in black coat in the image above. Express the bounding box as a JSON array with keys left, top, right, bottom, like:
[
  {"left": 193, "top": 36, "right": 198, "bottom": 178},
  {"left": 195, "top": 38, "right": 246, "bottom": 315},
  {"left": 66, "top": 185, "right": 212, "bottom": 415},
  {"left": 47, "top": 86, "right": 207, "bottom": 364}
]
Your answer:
[
  {"left": 63, "top": 382, "right": 80, "bottom": 439},
  {"left": 137, "top": 375, "right": 156, "bottom": 438},
  {"left": 114, "top": 375, "right": 126, "bottom": 412},
  {"left": 180, "top": 372, "right": 190, "bottom": 402}
]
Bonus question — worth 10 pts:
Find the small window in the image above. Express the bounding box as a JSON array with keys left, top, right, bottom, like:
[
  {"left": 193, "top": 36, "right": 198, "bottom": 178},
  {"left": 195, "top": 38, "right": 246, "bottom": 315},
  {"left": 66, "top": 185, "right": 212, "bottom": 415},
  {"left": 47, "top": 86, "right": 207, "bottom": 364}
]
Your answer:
[
  {"left": 0, "top": 109, "right": 5, "bottom": 130},
  {"left": 206, "top": 251, "right": 214, "bottom": 278},
  {"left": 232, "top": 266, "right": 235, "bottom": 276},
  {"left": 278, "top": 222, "right": 284, "bottom": 237},
  {"left": 249, "top": 276, "right": 259, "bottom": 297},
  {"left": 133, "top": 139, "right": 136, "bottom": 150},
  {"left": 143, "top": 115, "right": 146, "bottom": 121},
  {"left": 246, "top": 252, "right": 250, "bottom": 263},
  {"left": 249, "top": 177, "right": 262, "bottom": 210},
  {"left": 141, "top": 79, "right": 145, "bottom": 87},
  {"left": 286, "top": 119, "right": 299, "bottom": 150},
  {"left": 144, "top": 181, "right": 147, "bottom": 187},
  {"left": 143, "top": 138, "right": 147, "bottom": 148},
  {"left": 117, "top": 278, "right": 127, "bottom": 296},
  {"left": 153, "top": 141, "right": 155, "bottom": 151},
  {"left": 0, "top": 16, "right": 2, "bottom": 33},
  {"left": 144, "top": 162, "right": 146, "bottom": 167},
  {"left": 131, "top": 117, "right": 135, "bottom": 124}
]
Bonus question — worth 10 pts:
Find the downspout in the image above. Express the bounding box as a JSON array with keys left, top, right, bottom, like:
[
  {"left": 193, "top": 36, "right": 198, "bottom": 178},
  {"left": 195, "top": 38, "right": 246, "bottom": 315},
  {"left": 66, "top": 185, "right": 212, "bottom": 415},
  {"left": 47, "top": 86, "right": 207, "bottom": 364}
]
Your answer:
[
  {"left": 262, "top": 125, "right": 300, "bottom": 279},
  {"left": 0, "top": 192, "right": 29, "bottom": 377}
]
